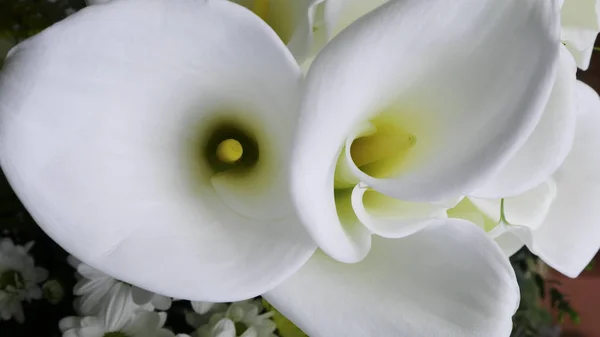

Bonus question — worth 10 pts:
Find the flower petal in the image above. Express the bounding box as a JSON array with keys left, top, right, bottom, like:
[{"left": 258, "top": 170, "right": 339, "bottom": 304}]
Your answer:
[
  {"left": 561, "top": 0, "right": 600, "bottom": 70},
  {"left": 0, "top": 0, "right": 314, "bottom": 301},
  {"left": 291, "top": 0, "right": 559, "bottom": 262},
  {"left": 351, "top": 184, "right": 447, "bottom": 239},
  {"left": 494, "top": 230, "right": 526, "bottom": 258},
  {"left": 472, "top": 46, "right": 577, "bottom": 198},
  {"left": 529, "top": 83, "right": 600, "bottom": 277},
  {"left": 576, "top": 80, "right": 600, "bottom": 116},
  {"left": 191, "top": 301, "right": 215, "bottom": 315},
  {"left": 323, "top": 0, "right": 387, "bottom": 38},
  {"left": 105, "top": 283, "right": 136, "bottom": 331},
  {"left": 470, "top": 179, "right": 557, "bottom": 231},
  {"left": 151, "top": 294, "right": 172, "bottom": 311},
  {"left": 264, "top": 219, "right": 518, "bottom": 337},
  {"left": 131, "top": 286, "right": 154, "bottom": 306}
]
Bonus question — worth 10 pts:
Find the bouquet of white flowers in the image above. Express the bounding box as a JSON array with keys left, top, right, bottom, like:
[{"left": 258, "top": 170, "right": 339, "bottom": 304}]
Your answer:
[{"left": 1, "top": 0, "right": 599, "bottom": 336}]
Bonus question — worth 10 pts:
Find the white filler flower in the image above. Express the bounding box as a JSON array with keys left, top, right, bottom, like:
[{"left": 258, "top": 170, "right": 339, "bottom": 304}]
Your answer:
[
  {"left": 69, "top": 256, "right": 171, "bottom": 330},
  {"left": 59, "top": 311, "right": 175, "bottom": 337},
  {"left": 0, "top": 0, "right": 561, "bottom": 336},
  {"left": 0, "top": 239, "right": 48, "bottom": 323},
  {"left": 187, "top": 300, "right": 276, "bottom": 337}
]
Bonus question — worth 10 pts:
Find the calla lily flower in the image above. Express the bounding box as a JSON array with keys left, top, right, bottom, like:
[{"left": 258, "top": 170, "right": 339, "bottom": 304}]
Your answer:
[
  {"left": 290, "top": 0, "right": 560, "bottom": 263},
  {"left": 0, "top": 0, "right": 316, "bottom": 302},
  {"left": 0, "top": 0, "right": 560, "bottom": 336},
  {"left": 452, "top": 64, "right": 600, "bottom": 278},
  {"left": 560, "top": 0, "right": 600, "bottom": 70},
  {"left": 271, "top": 0, "right": 558, "bottom": 336}
]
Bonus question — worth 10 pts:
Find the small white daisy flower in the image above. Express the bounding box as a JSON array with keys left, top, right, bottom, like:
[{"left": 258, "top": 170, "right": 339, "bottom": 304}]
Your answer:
[
  {"left": 59, "top": 310, "right": 176, "bottom": 337},
  {"left": 68, "top": 256, "right": 172, "bottom": 329},
  {"left": 187, "top": 300, "right": 276, "bottom": 337},
  {"left": 0, "top": 238, "right": 48, "bottom": 323}
]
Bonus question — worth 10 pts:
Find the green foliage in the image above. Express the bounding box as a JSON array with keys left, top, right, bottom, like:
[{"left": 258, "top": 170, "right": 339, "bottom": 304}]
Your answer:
[
  {"left": 0, "top": 0, "right": 86, "bottom": 46},
  {"left": 510, "top": 248, "right": 579, "bottom": 337}
]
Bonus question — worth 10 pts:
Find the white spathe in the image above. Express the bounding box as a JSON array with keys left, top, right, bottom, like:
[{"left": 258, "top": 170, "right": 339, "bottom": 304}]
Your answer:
[
  {"left": 561, "top": 0, "right": 600, "bottom": 70},
  {"left": 290, "top": 0, "right": 560, "bottom": 262},
  {"left": 472, "top": 45, "right": 577, "bottom": 198},
  {"left": 469, "top": 81, "right": 600, "bottom": 278},
  {"left": 0, "top": 0, "right": 315, "bottom": 302},
  {"left": 265, "top": 220, "right": 519, "bottom": 337},
  {"left": 0, "top": 239, "right": 48, "bottom": 323}
]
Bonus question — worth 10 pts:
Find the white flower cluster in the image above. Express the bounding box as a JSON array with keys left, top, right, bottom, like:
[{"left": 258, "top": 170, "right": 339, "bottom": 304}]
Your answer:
[
  {"left": 0, "top": 238, "right": 48, "bottom": 323},
  {"left": 59, "top": 256, "right": 277, "bottom": 337},
  {"left": 60, "top": 256, "right": 175, "bottom": 337},
  {"left": 185, "top": 300, "right": 277, "bottom": 337}
]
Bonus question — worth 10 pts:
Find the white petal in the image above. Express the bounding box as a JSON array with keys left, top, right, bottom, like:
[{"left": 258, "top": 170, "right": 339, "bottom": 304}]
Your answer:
[
  {"left": 191, "top": 301, "right": 215, "bottom": 315},
  {"left": 0, "top": 0, "right": 315, "bottom": 301},
  {"left": 150, "top": 294, "right": 172, "bottom": 311},
  {"left": 561, "top": 0, "right": 600, "bottom": 69},
  {"left": 470, "top": 179, "right": 557, "bottom": 231},
  {"left": 131, "top": 286, "right": 153, "bottom": 306},
  {"left": 291, "top": 0, "right": 559, "bottom": 262},
  {"left": 265, "top": 219, "right": 518, "bottom": 337},
  {"left": 472, "top": 46, "right": 577, "bottom": 198},
  {"left": 351, "top": 184, "right": 446, "bottom": 238},
  {"left": 494, "top": 230, "right": 526, "bottom": 257},
  {"left": 104, "top": 284, "right": 136, "bottom": 331},
  {"left": 59, "top": 316, "right": 82, "bottom": 332},
  {"left": 565, "top": 42, "right": 595, "bottom": 71},
  {"left": 323, "top": 0, "right": 386, "bottom": 38},
  {"left": 530, "top": 83, "right": 600, "bottom": 277},
  {"left": 212, "top": 318, "right": 236, "bottom": 337},
  {"left": 576, "top": 80, "right": 600, "bottom": 116},
  {"left": 285, "top": 0, "right": 325, "bottom": 63}
]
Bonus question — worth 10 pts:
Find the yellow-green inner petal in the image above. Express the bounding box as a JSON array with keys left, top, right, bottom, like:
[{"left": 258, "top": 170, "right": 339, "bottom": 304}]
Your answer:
[
  {"left": 348, "top": 113, "right": 420, "bottom": 179},
  {"left": 447, "top": 198, "right": 498, "bottom": 232}
]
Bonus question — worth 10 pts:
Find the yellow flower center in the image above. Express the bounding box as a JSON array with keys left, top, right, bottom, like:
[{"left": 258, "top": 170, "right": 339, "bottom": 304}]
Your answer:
[{"left": 216, "top": 139, "right": 244, "bottom": 164}]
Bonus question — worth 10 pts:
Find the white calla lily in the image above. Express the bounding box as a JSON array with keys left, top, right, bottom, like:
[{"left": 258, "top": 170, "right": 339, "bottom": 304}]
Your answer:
[
  {"left": 455, "top": 81, "right": 600, "bottom": 278},
  {"left": 561, "top": 0, "right": 600, "bottom": 70},
  {"left": 0, "top": 0, "right": 315, "bottom": 302},
  {"left": 291, "top": 0, "right": 560, "bottom": 262}
]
